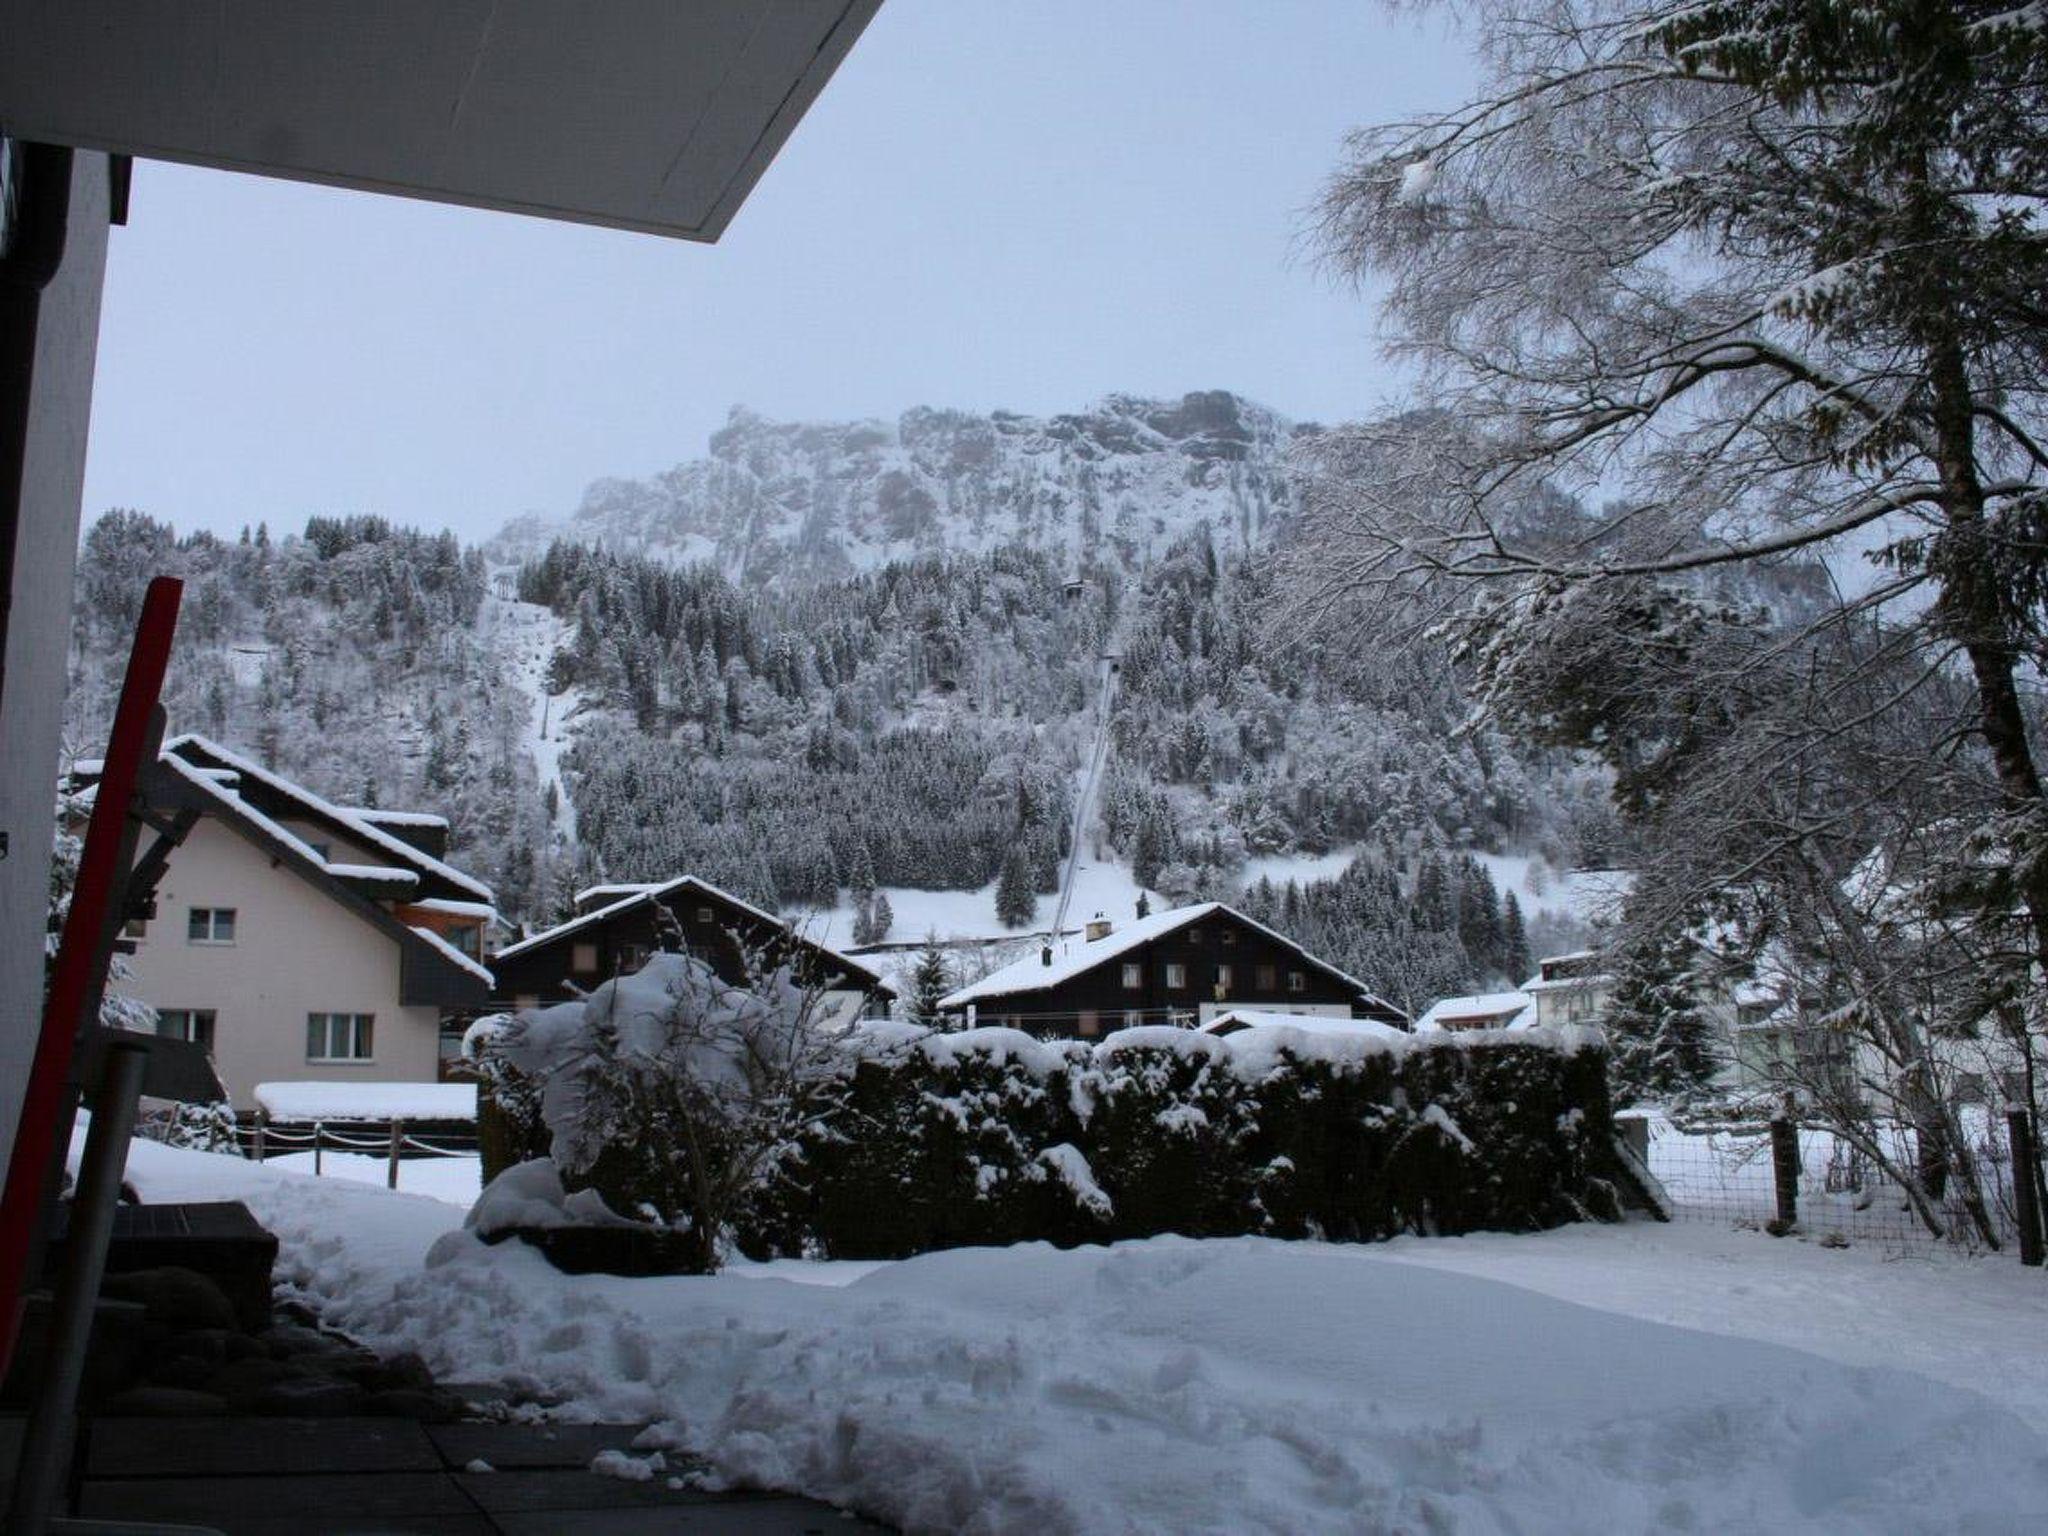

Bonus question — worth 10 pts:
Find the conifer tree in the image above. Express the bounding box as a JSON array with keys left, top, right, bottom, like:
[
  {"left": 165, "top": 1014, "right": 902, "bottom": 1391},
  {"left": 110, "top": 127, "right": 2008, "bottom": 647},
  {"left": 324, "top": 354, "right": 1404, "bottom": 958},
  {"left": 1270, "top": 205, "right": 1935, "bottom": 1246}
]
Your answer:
[
  {"left": 909, "top": 934, "right": 952, "bottom": 1024},
  {"left": 1605, "top": 930, "right": 1716, "bottom": 1108},
  {"left": 1502, "top": 892, "right": 1531, "bottom": 985},
  {"left": 995, "top": 845, "right": 1037, "bottom": 929}
]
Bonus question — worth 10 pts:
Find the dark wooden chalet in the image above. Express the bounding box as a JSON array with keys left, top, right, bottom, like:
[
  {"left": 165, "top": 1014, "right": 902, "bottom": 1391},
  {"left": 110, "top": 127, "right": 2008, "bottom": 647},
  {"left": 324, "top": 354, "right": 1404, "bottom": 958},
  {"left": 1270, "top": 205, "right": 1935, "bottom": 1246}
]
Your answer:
[
  {"left": 489, "top": 875, "right": 894, "bottom": 1019},
  {"left": 938, "top": 902, "right": 1408, "bottom": 1038}
]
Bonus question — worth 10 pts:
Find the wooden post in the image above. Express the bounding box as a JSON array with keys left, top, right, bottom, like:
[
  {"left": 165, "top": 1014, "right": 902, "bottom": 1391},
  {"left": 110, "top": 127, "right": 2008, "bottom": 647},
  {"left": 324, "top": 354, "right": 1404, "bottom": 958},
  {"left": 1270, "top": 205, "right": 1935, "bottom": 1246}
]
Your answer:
[
  {"left": 1769, "top": 1114, "right": 1800, "bottom": 1233},
  {"left": 313, "top": 1122, "right": 323, "bottom": 1178},
  {"left": 388, "top": 1119, "right": 404, "bottom": 1190},
  {"left": 254, "top": 1112, "right": 267, "bottom": 1163},
  {"left": 2008, "top": 1108, "right": 2044, "bottom": 1268}
]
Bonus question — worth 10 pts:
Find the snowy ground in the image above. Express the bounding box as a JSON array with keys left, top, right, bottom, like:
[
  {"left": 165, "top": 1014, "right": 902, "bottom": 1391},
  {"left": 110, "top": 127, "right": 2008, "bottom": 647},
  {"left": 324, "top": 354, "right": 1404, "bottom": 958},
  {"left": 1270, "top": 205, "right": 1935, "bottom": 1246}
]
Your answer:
[
  {"left": 89, "top": 1133, "right": 2048, "bottom": 1534},
  {"left": 265, "top": 1149, "right": 481, "bottom": 1206},
  {"left": 481, "top": 589, "right": 582, "bottom": 843},
  {"left": 794, "top": 847, "right": 1625, "bottom": 967}
]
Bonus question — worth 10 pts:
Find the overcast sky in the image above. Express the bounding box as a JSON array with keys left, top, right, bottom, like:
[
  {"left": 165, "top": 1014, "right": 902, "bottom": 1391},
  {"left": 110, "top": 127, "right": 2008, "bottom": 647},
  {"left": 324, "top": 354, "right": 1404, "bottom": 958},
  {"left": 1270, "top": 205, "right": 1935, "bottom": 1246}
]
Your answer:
[{"left": 80, "top": 1, "right": 1474, "bottom": 545}]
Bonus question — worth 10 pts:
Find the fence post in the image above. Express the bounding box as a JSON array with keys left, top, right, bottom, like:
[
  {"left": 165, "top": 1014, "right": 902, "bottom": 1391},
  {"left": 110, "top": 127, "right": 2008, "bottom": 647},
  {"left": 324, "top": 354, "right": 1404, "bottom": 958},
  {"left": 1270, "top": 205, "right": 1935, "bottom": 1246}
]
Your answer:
[
  {"left": 254, "top": 1112, "right": 267, "bottom": 1163},
  {"left": 1769, "top": 1113, "right": 1800, "bottom": 1234},
  {"left": 388, "top": 1119, "right": 404, "bottom": 1190},
  {"left": 313, "top": 1122, "right": 323, "bottom": 1178},
  {"left": 2008, "top": 1107, "right": 2044, "bottom": 1268}
]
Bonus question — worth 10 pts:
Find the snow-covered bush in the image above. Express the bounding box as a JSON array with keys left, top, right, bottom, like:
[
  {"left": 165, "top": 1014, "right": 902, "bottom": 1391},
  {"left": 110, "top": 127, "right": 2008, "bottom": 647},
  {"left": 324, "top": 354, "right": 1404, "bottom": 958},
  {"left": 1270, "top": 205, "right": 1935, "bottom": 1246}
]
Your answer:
[
  {"left": 742, "top": 1022, "right": 1621, "bottom": 1260},
  {"left": 474, "top": 953, "right": 854, "bottom": 1273},
  {"left": 139, "top": 1100, "right": 240, "bottom": 1155}
]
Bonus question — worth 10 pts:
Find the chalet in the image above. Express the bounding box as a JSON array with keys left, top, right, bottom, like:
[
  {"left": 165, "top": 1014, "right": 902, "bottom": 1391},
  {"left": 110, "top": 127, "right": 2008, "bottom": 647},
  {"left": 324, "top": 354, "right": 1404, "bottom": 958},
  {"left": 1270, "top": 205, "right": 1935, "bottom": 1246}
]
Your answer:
[
  {"left": 73, "top": 734, "right": 496, "bottom": 1108},
  {"left": 937, "top": 903, "right": 1409, "bottom": 1038},
  {"left": 1414, "top": 992, "right": 1535, "bottom": 1034},
  {"left": 1522, "top": 950, "right": 1615, "bottom": 1029},
  {"left": 489, "top": 875, "right": 894, "bottom": 1025}
]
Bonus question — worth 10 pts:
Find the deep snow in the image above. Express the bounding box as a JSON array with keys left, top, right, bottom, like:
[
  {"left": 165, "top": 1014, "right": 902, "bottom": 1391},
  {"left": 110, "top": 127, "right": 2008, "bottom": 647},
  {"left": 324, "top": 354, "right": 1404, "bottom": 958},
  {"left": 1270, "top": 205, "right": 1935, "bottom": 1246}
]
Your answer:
[{"left": 86, "top": 1133, "right": 2048, "bottom": 1535}]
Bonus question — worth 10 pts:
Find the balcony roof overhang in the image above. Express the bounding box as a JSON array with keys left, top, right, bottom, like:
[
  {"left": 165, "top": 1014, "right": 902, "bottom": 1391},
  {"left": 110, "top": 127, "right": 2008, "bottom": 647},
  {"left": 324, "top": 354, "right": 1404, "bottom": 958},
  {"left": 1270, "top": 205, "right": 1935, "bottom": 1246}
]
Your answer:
[{"left": 0, "top": 0, "right": 881, "bottom": 240}]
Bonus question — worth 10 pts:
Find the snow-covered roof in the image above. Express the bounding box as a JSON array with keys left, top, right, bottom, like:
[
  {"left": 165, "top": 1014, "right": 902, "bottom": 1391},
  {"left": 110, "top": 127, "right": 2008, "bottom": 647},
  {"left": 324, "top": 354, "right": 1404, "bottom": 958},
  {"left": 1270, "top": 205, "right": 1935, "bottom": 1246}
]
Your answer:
[
  {"left": 158, "top": 754, "right": 422, "bottom": 894},
  {"left": 1200, "top": 1009, "right": 1410, "bottom": 1041},
  {"left": 253, "top": 1081, "right": 477, "bottom": 1123},
  {"left": 164, "top": 734, "right": 493, "bottom": 902},
  {"left": 574, "top": 881, "right": 664, "bottom": 907},
  {"left": 409, "top": 924, "right": 495, "bottom": 986},
  {"left": 342, "top": 806, "right": 450, "bottom": 829},
  {"left": 406, "top": 897, "right": 499, "bottom": 922},
  {"left": 938, "top": 902, "right": 1391, "bottom": 1014},
  {"left": 1522, "top": 973, "right": 1614, "bottom": 994},
  {"left": 1414, "top": 991, "right": 1535, "bottom": 1033},
  {"left": 492, "top": 873, "right": 890, "bottom": 990}
]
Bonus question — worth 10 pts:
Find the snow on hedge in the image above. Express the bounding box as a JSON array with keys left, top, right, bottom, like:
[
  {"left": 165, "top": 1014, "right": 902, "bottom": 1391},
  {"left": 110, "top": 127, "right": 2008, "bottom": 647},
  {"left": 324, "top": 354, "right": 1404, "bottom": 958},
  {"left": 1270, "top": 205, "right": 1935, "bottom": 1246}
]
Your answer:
[{"left": 254, "top": 1081, "right": 477, "bottom": 1123}]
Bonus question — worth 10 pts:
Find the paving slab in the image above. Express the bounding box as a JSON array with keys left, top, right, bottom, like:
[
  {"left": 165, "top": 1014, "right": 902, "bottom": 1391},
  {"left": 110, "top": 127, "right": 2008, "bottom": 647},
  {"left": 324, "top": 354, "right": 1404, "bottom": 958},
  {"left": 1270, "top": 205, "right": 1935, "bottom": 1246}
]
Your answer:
[
  {"left": 424, "top": 1419, "right": 648, "bottom": 1470},
  {"left": 87, "top": 1415, "right": 441, "bottom": 1477},
  {"left": 453, "top": 1467, "right": 724, "bottom": 1513},
  {"left": 491, "top": 1503, "right": 888, "bottom": 1535},
  {"left": 79, "top": 1470, "right": 476, "bottom": 1525}
]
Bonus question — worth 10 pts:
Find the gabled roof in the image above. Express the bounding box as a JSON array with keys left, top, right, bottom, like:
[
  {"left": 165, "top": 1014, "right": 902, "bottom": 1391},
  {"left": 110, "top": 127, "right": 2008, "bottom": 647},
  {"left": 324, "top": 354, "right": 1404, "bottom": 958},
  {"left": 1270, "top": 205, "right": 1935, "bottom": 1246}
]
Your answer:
[
  {"left": 140, "top": 757, "right": 490, "bottom": 1010},
  {"left": 1200, "top": 1009, "right": 1411, "bottom": 1041},
  {"left": 938, "top": 901, "right": 1404, "bottom": 1019},
  {"left": 163, "top": 734, "right": 493, "bottom": 904},
  {"left": 1414, "top": 991, "right": 1535, "bottom": 1033},
  {"left": 493, "top": 873, "right": 893, "bottom": 995}
]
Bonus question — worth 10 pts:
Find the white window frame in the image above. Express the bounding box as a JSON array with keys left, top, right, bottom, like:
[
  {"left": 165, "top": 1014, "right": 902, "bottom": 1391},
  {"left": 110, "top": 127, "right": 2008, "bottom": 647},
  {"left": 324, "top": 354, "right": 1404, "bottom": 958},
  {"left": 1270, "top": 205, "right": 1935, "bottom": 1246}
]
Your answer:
[
  {"left": 1216, "top": 963, "right": 1233, "bottom": 992},
  {"left": 1121, "top": 962, "right": 1142, "bottom": 990},
  {"left": 306, "top": 1012, "right": 375, "bottom": 1062},
  {"left": 187, "top": 907, "right": 236, "bottom": 945},
  {"left": 1286, "top": 970, "right": 1307, "bottom": 993},
  {"left": 156, "top": 1009, "right": 216, "bottom": 1051},
  {"left": 1164, "top": 962, "right": 1187, "bottom": 989}
]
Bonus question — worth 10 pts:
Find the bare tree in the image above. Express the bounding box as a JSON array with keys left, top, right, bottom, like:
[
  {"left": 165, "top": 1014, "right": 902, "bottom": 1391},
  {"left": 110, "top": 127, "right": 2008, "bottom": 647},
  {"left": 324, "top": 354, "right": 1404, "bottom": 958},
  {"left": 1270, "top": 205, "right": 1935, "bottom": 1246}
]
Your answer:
[{"left": 1284, "top": 0, "right": 2048, "bottom": 1230}]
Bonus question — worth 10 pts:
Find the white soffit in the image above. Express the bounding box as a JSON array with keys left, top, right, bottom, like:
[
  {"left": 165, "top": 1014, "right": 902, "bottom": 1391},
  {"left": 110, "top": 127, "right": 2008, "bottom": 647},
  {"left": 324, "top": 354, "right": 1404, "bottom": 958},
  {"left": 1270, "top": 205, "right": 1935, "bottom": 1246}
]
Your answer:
[{"left": 0, "top": 0, "right": 881, "bottom": 240}]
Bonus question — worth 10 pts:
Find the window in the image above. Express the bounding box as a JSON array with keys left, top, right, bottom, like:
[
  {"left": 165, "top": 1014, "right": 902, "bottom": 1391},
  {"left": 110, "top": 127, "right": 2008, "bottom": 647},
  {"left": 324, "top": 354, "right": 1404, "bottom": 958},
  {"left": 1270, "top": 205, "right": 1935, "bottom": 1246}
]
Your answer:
[
  {"left": 1121, "top": 962, "right": 1142, "bottom": 989},
  {"left": 1287, "top": 970, "right": 1306, "bottom": 993},
  {"left": 1187, "top": 927, "right": 1203, "bottom": 945},
  {"left": 618, "top": 943, "right": 649, "bottom": 973},
  {"left": 1216, "top": 964, "right": 1233, "bottom": 993},
  {"left": 156, "top": 1010, "right": 215, "bottom": 1051},
  {"left": 1077, "top": 1010, "right": 1100, "bottom": 1037},
  {"left": 571, "top": 941, "right": 599, "bottom": 973},
  {"left": 306, "top": 1013, "right": 374, "bottom": 1061},
  {"left": 1220, "top": 929, "right": 1236, "bottom": 946},
  {"left": 451, "top": 924, "right": 481, "bottom": 959},
  {"left": 1165, "top": 963, "right": 1187, "bottom": 989},
  {"left": 1256, "top": 965, "right": 1277, "bottom": 991},
  {"left": 187, "top": 908, "right": 235, "bottom": 944},
  {"left": 697, "top": 906, "right": 715, "bottom": 923}
]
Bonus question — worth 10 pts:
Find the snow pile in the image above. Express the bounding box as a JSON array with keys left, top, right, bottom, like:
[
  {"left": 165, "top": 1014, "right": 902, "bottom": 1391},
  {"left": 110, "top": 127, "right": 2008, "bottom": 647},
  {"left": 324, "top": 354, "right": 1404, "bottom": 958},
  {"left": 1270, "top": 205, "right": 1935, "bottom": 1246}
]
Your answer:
[
  {"left": 92, "top": 1132, "right": 2048, "bottom": 1533},
  {"left": 254, "top": 1081, "right": 478, "bottom": 1123},
  {"left": 389, "top": 1233, "right": 2045, "bottom": 1533}
]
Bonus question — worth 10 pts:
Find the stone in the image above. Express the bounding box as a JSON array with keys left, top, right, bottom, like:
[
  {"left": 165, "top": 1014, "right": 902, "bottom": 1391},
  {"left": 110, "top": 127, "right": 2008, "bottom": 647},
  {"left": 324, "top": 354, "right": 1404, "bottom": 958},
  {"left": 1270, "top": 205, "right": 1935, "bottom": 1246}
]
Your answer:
[
  {"left": 146, "top": 1353, "right": 220, "bottom": 1392},
  {"left": 366, "top": 1387, "right": 462, "bottom": 1422},
  {"left": 98, "top": 1386, "right": 229, "bottom": 1416},
  {"left": 247, "top": 1377, "right": 370, "bottom": 1417},
  {"left": 205, "top": 1355, "right": 305, "bottom": 1409},
  {"left": 161, "top": 1326, "right": 232, "bottom": 1363},
  {"left": 351, "top": 1350, "right": 435, "bottom": 1393},
  {"left": 100, "top": 1267, "right": 239, "bottom": 1332}
]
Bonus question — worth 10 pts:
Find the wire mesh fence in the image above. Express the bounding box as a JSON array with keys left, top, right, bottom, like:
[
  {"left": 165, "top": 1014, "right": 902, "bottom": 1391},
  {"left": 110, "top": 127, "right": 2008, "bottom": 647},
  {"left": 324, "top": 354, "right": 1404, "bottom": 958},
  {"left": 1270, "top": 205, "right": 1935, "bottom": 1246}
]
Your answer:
[{"left": 1634, "top": 1111, "right": 2035, "bottom": 1254}]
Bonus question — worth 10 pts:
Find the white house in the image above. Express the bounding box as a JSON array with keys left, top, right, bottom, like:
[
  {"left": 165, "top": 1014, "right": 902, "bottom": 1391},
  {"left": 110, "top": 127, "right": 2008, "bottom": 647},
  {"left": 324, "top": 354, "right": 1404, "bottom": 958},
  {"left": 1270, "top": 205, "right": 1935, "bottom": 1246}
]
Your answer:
[
  {"left": 1414, "top": 991, "right": 1535, "bottom": 1034},
  {"left": 80, "top": 735, "right": 495, "bottom": 1110}
]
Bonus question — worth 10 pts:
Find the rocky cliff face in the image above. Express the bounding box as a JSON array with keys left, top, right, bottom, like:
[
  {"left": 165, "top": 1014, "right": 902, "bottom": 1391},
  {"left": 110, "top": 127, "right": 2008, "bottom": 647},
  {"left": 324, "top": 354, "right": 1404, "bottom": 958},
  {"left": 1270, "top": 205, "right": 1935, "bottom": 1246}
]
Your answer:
[{"left": 493, "top": 391, "right": 1301, "bottom": 585}]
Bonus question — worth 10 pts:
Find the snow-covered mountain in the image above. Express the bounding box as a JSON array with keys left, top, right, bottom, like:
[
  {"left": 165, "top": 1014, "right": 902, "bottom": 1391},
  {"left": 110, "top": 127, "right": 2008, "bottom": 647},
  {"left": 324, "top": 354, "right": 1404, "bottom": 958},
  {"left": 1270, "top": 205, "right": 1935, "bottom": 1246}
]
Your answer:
[{"left": 492, "top": 392, "right": 1301, "bottom": 584}]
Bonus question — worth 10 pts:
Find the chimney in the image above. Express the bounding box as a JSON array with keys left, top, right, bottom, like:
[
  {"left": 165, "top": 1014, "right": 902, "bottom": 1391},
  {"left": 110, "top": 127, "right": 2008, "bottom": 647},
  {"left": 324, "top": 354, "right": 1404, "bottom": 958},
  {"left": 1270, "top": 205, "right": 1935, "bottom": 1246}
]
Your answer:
[{"left": 1085, "top": 914, "right": 1112, "bottom": 943}]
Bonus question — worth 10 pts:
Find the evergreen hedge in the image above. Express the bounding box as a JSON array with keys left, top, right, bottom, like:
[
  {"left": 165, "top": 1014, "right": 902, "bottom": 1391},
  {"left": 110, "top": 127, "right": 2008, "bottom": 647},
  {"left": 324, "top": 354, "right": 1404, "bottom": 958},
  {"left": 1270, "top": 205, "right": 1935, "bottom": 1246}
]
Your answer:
[{"left": 479, "top": 1022, "right": 1623, "bottom": 1260}]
